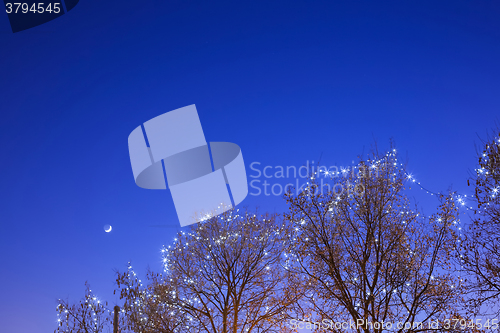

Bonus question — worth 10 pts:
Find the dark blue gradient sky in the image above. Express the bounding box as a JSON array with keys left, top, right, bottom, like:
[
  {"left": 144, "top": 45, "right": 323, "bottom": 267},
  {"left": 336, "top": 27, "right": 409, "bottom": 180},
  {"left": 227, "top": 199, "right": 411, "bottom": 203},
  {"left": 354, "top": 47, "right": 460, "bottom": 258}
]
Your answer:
[{"left": 1, "top": 1, "right": 499, "bottom": 332}]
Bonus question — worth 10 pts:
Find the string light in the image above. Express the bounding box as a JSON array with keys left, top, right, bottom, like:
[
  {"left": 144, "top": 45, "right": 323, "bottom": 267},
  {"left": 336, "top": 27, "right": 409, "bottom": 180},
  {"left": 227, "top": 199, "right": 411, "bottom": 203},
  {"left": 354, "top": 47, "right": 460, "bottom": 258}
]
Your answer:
[{"left": 57, "top": 137, "right": 500, "bottom": 330}]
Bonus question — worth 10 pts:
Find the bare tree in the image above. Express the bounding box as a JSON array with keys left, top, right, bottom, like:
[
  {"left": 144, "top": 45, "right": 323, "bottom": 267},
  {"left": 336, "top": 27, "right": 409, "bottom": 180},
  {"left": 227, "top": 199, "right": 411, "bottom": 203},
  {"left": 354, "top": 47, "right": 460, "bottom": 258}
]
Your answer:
[
  {"left": 161, "top": 209, "right": 300, "bottom": 333},
  {"left": 115, "top": 264, "right": 185, "bottom": 333},
  {"left": 284, "top": 148, "right": 461, "bottom": 333},
  {"left": 460, "top": 129, "right": 500, "bottom": 317},
  {"left": 55, "top": 282, "right": 113, "bottom": 333}
]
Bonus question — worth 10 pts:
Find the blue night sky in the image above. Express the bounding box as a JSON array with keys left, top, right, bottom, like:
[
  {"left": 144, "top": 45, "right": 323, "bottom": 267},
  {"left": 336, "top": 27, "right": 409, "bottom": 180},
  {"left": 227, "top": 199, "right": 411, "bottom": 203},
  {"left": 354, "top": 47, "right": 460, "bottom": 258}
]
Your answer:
[{"left": 1, "top": 1, "right": 499, "bottom": 332}]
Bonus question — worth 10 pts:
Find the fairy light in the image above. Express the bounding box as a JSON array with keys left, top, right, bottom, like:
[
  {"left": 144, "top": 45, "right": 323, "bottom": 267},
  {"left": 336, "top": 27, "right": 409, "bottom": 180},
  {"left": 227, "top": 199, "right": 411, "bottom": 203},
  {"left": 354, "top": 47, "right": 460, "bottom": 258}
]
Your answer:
[
  {"left": 59, "top": 140, "right": 500, "bottom": 331},
  {"left": 55, "top": 282, "right": 115, "bottom": 333}
]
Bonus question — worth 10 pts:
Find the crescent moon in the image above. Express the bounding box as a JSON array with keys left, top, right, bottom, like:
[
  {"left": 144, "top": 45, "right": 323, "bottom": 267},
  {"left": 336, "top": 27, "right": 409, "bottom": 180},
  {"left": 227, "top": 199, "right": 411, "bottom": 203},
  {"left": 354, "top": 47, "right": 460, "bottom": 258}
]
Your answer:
[{"left": 104, "top": 225, "right": 112, "bottom": 233}]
